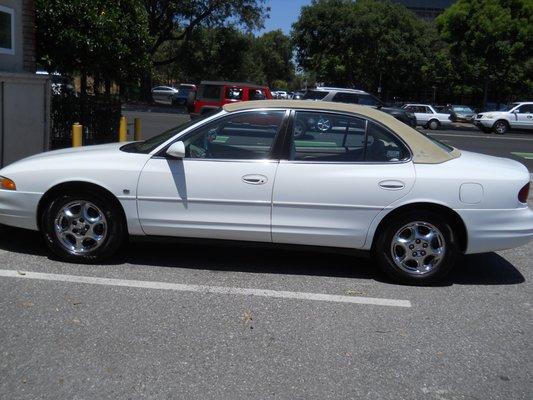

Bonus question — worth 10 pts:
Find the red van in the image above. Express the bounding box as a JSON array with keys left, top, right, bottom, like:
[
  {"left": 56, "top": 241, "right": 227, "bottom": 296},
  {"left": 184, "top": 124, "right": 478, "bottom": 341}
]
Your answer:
[{"left": 191, "top": 81, "right": 273, "bottom": 115}]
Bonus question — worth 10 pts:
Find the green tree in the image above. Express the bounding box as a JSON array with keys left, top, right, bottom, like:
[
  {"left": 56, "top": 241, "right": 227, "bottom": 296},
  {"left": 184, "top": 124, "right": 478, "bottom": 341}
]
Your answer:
[
  {"left": 142, "top": 0, "right": 269, "bottom": 100},
  {"left": 436, "top": 0, "right": 533, "bottom": 107},
  {"left": 252, "top": 30, "right": 294, "bottom": 87},
  {"left": 36, "top": 0, "right": 150, "bottom": 95},
  {"left": 292, "top": 0, "right": 438, "bottom": 100}
]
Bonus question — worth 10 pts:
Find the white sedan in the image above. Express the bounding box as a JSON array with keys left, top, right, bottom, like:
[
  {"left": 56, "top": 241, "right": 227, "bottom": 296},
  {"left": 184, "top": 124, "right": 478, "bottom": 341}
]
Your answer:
[
  {"left": 403, "top": 104, "right": 453, "bottom": 130},
  {"left": 0, "top": 101, "right": 531, "bottom": 284}
]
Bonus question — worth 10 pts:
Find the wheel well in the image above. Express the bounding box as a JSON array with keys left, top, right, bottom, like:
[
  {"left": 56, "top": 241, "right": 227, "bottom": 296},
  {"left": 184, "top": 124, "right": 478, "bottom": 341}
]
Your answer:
[
  {"left": 372, "top": 202, "right": 467, "bottom": 252},
  {"left": 428, "top": 119, "right": 440, "bottom": 125},
  {"left": 494, "top": 119, "right": 509, "bottom": 126},
  {"left": 37, "top": 181, "right": 128, "bottom": 233}
]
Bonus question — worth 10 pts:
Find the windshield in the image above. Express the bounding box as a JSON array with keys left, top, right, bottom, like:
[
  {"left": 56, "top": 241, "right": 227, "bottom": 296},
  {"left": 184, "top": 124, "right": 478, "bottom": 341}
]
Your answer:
[
  {"left": 499, "top": 103, "right": 519, "bottom": 112},
  {"left": 121, "top": 110, "right": 220, "bottom": 154},
  {"left": 452, "top": 106, "right": 473, "bottom": 112}
]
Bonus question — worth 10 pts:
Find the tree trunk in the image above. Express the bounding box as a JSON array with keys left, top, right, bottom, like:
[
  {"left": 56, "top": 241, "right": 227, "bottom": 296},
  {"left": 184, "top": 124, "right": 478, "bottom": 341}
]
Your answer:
[
  {"left": 105, "top": 79, "right": 111, "bottom": 97},
  {"left": 482, "top": 75, "right": 490, "bottom": 110},
  {"left": 140, "top": 70, "right": 153, "bottom": 103}
]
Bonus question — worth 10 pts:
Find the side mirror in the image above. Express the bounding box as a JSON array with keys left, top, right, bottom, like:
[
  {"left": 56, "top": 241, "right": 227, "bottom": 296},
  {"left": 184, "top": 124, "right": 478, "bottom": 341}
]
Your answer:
[{"left": 166, "top": 141, "right": 186, "bottom": 159}]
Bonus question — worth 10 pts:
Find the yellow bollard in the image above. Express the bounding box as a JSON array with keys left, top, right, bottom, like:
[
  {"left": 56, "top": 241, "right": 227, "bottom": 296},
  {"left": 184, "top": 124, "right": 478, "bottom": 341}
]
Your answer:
[
  {"left": 72, "top": 123, "right": 82, "bottom": 147},
  {"left": 134, "top": 118, "right": 142, "bottom": 141},
  {"left": 119, "top": 116, "right": 127, "bottom": 142}
]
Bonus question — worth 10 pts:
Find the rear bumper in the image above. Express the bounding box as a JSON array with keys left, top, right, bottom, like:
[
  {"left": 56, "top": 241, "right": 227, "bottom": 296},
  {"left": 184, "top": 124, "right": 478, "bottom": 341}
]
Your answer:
[
  {"left": 0, "top": 190, "right": 41, "bottom": 231},
  {"left": 458, "top": 206, "right": 533, "bottom": 254}
]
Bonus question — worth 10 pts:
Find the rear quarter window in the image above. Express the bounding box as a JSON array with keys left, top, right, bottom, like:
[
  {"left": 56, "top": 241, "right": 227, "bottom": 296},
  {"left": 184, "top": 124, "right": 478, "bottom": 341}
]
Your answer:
[{"left": 199, "top": 85, "right": 222, "bottom": 100}]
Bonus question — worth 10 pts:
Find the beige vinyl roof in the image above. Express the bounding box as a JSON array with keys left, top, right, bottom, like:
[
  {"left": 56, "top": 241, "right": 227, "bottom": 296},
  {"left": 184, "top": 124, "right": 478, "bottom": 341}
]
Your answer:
[{"left": 223, "top": 100, "right": 461, "bottom": 164}]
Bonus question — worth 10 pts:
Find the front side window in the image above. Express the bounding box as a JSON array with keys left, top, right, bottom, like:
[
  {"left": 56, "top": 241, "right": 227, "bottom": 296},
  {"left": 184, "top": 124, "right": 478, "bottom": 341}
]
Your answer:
[
  {"left": 249, "top": 89, "right": 265, "bottom": 100},
  {"left": 183, "top": 111, "right": 285, "bottom": 160},
  {"left": 0, "top": 6, "right": 14, "bottom": 54},
  {"left": 290, "top": 111, "right": 409, "bottom": 163},
  {"left": 516, "top": 104, "right": 533, "bottom": 113}
]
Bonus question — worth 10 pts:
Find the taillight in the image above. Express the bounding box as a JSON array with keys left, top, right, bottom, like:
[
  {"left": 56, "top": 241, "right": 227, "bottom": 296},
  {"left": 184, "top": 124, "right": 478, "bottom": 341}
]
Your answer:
[{"left": 518, "top": 182, "right": 530, "bottom": 203}]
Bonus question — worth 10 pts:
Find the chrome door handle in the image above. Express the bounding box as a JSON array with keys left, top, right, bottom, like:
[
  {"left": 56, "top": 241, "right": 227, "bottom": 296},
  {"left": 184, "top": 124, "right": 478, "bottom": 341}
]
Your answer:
[
  {"left": 379, "top": 180, "right": 405, "bottom": 190},
  {"left": 242, "top": 174, "right": 268, "bottom": 185}
]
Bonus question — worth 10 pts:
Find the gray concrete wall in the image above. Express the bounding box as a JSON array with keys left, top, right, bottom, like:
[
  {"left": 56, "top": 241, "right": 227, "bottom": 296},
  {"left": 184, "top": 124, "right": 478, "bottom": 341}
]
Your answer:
[
  {"left": 0, "top": 0, "right": 24, "bottom": 72},
  {"left": 0, "top": 72, "right": 50, "bottom": 167}
]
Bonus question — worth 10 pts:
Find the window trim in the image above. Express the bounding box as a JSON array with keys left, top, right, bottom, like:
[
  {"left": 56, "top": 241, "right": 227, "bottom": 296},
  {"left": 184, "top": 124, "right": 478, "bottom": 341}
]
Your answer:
[
  {"left": 154, "top": 108, "right": 291, "bottom": 161},
  {"left": 280, "top": 109, "right": 413, "bottom": 165},
  {"left": 0, "top": 5, "right": 15, "bottom": 55}
]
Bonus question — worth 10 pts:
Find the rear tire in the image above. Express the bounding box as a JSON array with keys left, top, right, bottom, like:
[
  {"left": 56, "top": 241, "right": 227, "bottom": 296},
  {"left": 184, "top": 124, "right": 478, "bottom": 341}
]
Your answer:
[
  {"left": 427, "top": 119, "right": 440, "bottom": 130},
  {"left": 41, "top": 191, "right": 126, "bottom": 263},
  {"left": 373, "top": 210, "right": 460, "bottom": 285}
]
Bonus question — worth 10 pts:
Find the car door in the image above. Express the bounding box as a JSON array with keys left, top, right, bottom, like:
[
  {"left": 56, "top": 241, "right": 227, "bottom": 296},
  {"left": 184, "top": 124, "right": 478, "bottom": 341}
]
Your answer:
[
  {"left": 513, "top": 104, "right": 533, "bottom": 129},
  {"left": 272, "top": 110, "right": 415, "bottom": 249},
  {"left": 137, "top": 109, "right": 287, "bottom": 242}
]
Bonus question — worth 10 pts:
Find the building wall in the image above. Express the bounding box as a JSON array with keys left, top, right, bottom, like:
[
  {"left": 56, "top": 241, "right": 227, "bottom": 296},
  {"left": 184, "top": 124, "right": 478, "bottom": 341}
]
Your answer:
[{"left": 0, "top": 0, "right": 49, "bottom": 166}]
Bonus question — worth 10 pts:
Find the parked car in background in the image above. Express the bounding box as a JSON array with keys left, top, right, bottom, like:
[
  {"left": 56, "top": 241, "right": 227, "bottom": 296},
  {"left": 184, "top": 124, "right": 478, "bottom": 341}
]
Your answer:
[
  {"left": 171, "top": 84, "right": 197, "bottom": 106},
  {"left": 1, "top": 100, "right": 531, "bottom": 285},
  {"left": 291, "top": 91, "right": 304, "bottom": 100},
  {"left": 192, "top": 81, "right": 272, "bottom": 116},
  {"left": 403, "top": 104, "right": 453, "bottom": 130},
  {"left": 474, "top": 102, "right": 533, "bottom": 134},
  {"left": 449, "top": 105, "right": 476, "bottom": 122},
  {"left": 151, "top": 86, "right": 179, "bottom": 104},
  {"left": 302, "top": 87, "right": 417, "bottom": 128}
]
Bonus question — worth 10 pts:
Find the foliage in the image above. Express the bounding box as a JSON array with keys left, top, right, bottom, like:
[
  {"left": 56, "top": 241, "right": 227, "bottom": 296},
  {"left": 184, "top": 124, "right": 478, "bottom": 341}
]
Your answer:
[
  {"left": 292, "top": 0, "right": 438, "bottom": 100},
  {"left": 153, "top": 27, "right": 295, "bottom": 88},
  {"left": 35, "top": 0, "right": 150, "bottom": 84},
  {"left": 436, "top": 0, "right": 533, "bottom": 105}
]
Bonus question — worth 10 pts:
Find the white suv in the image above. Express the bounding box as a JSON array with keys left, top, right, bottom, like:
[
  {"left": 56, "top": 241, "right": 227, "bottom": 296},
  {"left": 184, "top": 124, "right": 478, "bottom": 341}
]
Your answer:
[
  {"left": 402, "top": 104, "right": 453, "bottom": 130},
  {"left": 474, "top": 102, "right": 533, "bottom": 134}
]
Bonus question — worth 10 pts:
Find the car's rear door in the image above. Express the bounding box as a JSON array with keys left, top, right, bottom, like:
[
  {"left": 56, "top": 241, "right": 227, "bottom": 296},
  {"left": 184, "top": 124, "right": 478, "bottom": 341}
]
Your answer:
[
  {"left": 271, "top": 110, "right": 415, "bottom": 249},
  {"left": 137, "top": 109, "right": 288, "bottom": 242}
]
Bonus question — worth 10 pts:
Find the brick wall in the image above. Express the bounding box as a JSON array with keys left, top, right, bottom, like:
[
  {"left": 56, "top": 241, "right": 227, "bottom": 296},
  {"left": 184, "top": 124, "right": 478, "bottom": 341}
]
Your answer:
[{"left": 22, "top": 0, "right": 36, "bottom": 72}]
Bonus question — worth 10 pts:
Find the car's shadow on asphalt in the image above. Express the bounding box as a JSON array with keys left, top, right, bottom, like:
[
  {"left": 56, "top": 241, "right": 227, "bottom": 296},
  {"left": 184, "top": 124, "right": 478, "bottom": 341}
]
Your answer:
[{"left": 0, "top": 224, "right": 525, "bottom": 286}]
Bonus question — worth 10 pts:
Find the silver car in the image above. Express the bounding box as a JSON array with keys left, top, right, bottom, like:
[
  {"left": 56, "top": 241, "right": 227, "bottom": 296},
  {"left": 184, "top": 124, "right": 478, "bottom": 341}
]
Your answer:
[{"left": 151, "top": 86, "right": 179, "bottom": 104}]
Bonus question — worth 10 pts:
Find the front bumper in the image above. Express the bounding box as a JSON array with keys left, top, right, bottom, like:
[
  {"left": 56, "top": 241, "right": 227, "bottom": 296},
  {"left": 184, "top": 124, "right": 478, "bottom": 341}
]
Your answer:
[
  {"left": 474, "top": 119, "right": 494, "bottom": 129},
  {"left": 0, "top": 190, "right": 41, "bottom": 231},
  {"left": 458, "top": 206, "right": 533, "bottom": 254}
]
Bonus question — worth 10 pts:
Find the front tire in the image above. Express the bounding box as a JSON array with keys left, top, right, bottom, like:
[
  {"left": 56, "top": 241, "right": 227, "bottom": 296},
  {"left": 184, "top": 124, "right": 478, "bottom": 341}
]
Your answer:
[
  {"left": 373, "top": 211, "right": 460, "bottom": 285},
  {"left": 493, "top": 120, "right": 508, "bottom": 134},
  {"left": 41, "top": 191, "right": 126, "bottom": 263}
]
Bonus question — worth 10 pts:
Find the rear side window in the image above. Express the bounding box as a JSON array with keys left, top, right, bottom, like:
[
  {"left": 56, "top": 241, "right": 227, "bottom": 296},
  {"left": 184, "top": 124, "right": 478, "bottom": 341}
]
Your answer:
[
  {"left": 289, "top": 111, "right": 410, "bottom": 162},
  {"left": 365, "top": 122, "right": 410, "bottom": 162},
  {"left": 183, "top": 111, "right": 285, "bottom": 160},
  {"left": 331, "top": 92, "right": 357, "bottom": 104},
  {"left": 199, "top": 85, "right": 222, "bottom": 100},
  {"left": 225, "top": 87, "right": 243, "bottom": 100},
  {"left": 358, "top": 94, "right": 381, "bottom": 106},
  {"left": 302, "top": 90, "right": 329, "bottom": 100}
]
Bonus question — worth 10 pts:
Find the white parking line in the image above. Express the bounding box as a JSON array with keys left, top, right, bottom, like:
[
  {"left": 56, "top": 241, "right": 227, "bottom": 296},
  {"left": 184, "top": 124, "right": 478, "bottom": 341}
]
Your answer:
[
  {"left": 0, "top": 269, "right": 411, "bottom": 308},
  {"left": 429, "top": 132, "right": 533, "bottom": 141}
]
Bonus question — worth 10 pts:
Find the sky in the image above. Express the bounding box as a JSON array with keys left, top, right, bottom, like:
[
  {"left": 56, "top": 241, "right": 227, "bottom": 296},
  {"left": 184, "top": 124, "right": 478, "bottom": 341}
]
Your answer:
[{"left": 257, "top": 0, "right": 312, "bottom": 34}]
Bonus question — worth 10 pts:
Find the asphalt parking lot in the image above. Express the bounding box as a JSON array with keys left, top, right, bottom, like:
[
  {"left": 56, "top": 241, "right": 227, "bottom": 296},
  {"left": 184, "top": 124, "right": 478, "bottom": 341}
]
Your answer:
[
  {"left": 1, "top": 108, "right": 531, "bottom": 399},
  {"left": 1, "top": 198, "right": 532, "bottom": 399}
]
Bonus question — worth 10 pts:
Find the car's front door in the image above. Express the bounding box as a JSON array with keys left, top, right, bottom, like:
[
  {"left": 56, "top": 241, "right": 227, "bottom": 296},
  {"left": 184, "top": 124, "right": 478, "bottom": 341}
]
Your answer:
[
  {"left": 512, "top": 104, "right": 533, "bottom": 129},
  {"left": 137, "top": 110, "right": 287, "bottom": 242},
  {"left": 272, "top": 111, "right": 416, "bottom": 249}
]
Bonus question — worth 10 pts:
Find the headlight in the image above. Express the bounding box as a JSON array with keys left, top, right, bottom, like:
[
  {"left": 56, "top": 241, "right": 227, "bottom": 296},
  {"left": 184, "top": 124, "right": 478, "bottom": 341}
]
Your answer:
[
  {"left": 485, "top": 114, "right": 494, "bottom": 119},
  {"left": 0, "top": 176, "right": 16, "bottom": 190}
]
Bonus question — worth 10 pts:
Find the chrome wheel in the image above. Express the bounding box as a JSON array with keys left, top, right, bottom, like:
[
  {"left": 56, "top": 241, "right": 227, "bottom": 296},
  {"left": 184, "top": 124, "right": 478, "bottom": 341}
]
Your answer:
[
  {"left": 390, "top": 221, "right": 445, "bottom": 275},
  {"left": 494, "top": 121, "right": 507, "bottom": 134},
  {"left": 54, "top": 201, "right": 107, "bottom": 254}
]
